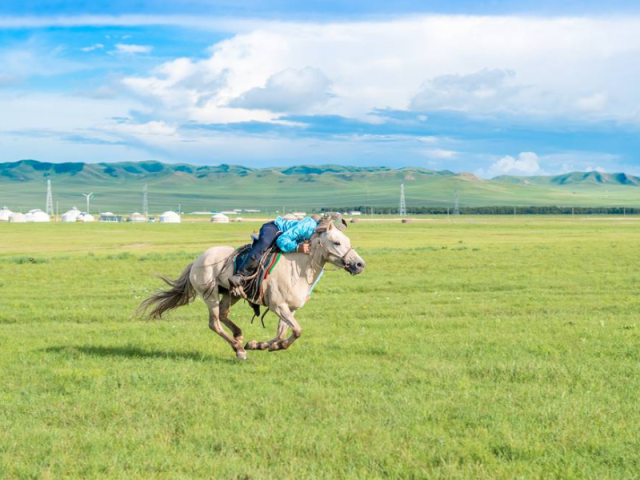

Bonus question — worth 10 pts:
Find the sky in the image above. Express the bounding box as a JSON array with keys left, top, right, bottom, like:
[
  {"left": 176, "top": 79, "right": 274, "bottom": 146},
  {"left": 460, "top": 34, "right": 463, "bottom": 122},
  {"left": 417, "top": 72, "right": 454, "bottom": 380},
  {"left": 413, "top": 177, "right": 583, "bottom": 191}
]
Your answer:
[{"left": 2, "top": 1, "right": 640, "bottom": 177}]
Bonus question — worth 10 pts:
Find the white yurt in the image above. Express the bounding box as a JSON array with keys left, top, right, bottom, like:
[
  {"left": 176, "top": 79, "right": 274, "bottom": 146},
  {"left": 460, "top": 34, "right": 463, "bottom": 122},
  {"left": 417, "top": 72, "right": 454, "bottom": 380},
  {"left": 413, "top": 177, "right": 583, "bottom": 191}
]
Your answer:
[
  {"left": 77, "top": 212, "right": 95, "bottom": 222},
  {"left": 9, "top": 212, "right": 27, "bottom": 223},
  {"left": 211, "top": 213, "right": 229, "bottom": 224},
  {"left": 0, "top": 206, "right": 12, "bottom": 222},
  {"left": 283, "top": 213, "right": 297, "bottom": 221},
  {"left": 25, "top": 209, "right": 51, "bottom": 223},
  {"left": 99, "top": 212, "right": 117, "bottom": 222},
  {"left": 159, "top": 211, "right": 181, "bottom": 224},
  {"left": 129, "top": 212, "right": 146, "bottom": 223},
  {"left": 62, "top": 207, "right": 80, "bottom": 223}
]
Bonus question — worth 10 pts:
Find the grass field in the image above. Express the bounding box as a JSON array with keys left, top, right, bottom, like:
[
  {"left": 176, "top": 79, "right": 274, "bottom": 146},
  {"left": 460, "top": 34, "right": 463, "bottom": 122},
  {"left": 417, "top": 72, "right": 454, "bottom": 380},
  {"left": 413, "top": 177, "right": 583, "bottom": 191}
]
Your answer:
[
  {"left": 5, "top": 160, "right": 640, "bottom": 213},
  {"left": 1, "top": 218, "right": 640, "bottom": 479}
]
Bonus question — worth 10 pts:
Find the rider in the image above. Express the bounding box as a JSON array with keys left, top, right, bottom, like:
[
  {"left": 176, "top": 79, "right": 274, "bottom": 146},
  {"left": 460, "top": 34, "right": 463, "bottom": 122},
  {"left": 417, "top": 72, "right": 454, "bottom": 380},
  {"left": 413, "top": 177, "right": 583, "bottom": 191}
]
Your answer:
[{"left": 229, "top": 214, "right": 321, "bottom": 287}]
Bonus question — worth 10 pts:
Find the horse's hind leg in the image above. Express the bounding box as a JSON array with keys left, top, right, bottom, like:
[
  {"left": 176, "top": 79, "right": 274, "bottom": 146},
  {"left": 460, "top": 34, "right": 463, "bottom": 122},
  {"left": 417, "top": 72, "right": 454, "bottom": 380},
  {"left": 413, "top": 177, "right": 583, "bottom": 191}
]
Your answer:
[
  {"left": 205, "top": 296, "right": 247, "bottom": 360},
  {"left": 269, "top": 304, "right": 301, "bottom": 352},
  {"left": 220, "top": 294, "right": 242, "bottom": 344},
  {"left": 245, "top": 319, "right": 289, "bottom": 351}
]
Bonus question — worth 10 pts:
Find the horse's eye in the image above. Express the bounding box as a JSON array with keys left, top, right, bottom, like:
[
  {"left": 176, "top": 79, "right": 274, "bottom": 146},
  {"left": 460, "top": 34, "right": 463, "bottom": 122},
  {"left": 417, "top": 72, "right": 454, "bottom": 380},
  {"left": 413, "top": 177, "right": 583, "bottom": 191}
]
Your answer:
[{"left": 334, "top": 242, "right": 341, "bottom": 246}]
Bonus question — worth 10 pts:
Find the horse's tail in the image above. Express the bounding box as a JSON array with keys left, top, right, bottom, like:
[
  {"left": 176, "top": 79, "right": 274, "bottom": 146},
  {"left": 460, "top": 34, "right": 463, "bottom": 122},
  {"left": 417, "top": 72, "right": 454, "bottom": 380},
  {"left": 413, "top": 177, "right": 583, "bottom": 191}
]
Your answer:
[{"left": 137, "top": 263, "right": 196, "bottom": 319}]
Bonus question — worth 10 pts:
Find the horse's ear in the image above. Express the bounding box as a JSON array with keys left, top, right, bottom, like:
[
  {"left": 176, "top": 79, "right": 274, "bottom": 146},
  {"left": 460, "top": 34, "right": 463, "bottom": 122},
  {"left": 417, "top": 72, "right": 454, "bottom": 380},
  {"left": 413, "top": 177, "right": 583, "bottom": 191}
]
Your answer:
[
  {"left": 316, "top": 221, "right": 329, "bottom": 233},
  {"left": 340, "top": 218, "right": 348, "bottom": 230}
]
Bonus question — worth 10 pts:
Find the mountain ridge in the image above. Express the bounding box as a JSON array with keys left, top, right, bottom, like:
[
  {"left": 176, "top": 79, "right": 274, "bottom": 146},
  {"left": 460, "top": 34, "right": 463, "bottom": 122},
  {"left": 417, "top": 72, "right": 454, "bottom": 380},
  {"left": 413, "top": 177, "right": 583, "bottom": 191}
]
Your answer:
[
  {"left": 2, "top": 159, "right": 640, "bottom": 211},
  {"left": 2, "top": 159, "right": 637, "bottom": 186}
]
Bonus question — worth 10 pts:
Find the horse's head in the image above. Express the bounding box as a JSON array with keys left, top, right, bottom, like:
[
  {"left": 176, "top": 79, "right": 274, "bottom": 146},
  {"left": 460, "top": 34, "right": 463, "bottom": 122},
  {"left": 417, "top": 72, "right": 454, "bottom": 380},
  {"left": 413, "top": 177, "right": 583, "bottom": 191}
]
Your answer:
[{"left": 314, "top": 215, "right": 365, "bottom": 275}]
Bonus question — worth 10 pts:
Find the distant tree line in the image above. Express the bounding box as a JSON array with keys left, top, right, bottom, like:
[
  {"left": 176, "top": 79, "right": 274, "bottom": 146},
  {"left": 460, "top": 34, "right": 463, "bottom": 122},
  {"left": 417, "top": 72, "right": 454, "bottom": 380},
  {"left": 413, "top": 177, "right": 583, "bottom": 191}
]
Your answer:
[{"left": 321, "top": 206, "right": 640, "bottom": 215}]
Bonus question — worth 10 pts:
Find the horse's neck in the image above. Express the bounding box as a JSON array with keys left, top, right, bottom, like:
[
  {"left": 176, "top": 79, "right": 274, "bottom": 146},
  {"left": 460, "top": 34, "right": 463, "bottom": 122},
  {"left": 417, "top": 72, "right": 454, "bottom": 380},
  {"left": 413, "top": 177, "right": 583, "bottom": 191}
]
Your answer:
[{"left": 295, "top": 243, "right": 326, "bottom": 284}]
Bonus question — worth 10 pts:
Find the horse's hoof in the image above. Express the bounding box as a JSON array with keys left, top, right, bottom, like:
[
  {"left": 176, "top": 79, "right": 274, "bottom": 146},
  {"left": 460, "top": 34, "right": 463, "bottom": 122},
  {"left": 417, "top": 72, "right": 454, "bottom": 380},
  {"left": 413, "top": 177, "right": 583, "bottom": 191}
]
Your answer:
[
  {"left": 245, "top": 340, "right": 258, "bottom": 350},
  {"left": 236, "top": 350, "right": 247, "bottom": 360}
]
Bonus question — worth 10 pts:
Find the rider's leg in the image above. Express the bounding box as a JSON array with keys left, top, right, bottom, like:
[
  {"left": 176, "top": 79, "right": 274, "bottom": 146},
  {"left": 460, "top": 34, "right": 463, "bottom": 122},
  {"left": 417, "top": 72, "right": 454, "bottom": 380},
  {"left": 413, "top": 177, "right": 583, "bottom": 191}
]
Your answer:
[{"left": 230, "top": 221, "right": 280, "bottom": 286}]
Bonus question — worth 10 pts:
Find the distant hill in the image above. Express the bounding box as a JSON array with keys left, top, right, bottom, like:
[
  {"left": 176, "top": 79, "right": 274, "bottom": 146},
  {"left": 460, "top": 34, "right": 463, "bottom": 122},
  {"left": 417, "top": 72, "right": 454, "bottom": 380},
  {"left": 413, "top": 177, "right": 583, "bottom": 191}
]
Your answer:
[
  {"left": 2, "top": 159, "right": 640, "bottom": 213},
  {"left": 493, "top": 171, "right": 640, "bottom": 186}
]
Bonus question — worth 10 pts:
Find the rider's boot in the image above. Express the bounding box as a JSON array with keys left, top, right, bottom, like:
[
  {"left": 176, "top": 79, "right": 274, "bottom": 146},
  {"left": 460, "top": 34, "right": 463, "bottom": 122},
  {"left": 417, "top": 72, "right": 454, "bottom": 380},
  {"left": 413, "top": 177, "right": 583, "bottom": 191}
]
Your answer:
[{"left": 229, "top": 256, "right": 260, "bottom": 288}]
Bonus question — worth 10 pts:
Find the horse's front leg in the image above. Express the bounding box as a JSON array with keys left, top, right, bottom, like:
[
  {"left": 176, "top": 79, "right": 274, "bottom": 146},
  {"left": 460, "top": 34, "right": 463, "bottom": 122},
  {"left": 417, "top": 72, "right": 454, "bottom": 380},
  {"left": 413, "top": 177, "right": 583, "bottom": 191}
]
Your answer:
[
  {"left": 245, "top": 319, "right": 288, "bottom": 351},
  {"left": 268, "top": 304, "right": 301, "bottom": 351}
]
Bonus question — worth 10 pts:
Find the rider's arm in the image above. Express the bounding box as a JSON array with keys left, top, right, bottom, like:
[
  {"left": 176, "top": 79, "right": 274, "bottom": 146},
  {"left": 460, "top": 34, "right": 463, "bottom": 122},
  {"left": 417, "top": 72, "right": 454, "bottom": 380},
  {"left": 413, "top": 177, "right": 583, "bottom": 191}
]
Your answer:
[
  {"left": 276, "top": 231, "right": 299, "bottom": 252},
  {"left": 276, "top": 217, "right": 318, "bottom": 253}
]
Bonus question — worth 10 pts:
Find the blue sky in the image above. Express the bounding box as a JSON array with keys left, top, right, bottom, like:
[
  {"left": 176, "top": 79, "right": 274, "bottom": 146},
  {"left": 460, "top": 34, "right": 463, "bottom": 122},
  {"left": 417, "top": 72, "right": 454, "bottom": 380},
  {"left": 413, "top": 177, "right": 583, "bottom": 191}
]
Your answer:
[{"left": 1, "top": 1, "right": 640, "bottom": 176}]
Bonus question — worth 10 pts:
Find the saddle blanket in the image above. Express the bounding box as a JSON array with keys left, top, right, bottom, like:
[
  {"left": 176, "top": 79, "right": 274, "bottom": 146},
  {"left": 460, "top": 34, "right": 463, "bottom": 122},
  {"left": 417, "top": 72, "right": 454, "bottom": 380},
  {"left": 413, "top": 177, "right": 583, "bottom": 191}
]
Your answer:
[{"left": 233, "top": 244, "right": 282, "bottom": 304}]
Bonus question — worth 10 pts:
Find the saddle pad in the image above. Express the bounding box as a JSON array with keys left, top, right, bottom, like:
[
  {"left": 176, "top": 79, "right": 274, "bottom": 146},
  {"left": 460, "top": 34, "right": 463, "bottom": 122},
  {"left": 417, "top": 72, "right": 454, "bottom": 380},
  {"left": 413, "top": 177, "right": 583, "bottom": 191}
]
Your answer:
[{"left": 232, "top": 244, "right": 282, "bottom": 304}]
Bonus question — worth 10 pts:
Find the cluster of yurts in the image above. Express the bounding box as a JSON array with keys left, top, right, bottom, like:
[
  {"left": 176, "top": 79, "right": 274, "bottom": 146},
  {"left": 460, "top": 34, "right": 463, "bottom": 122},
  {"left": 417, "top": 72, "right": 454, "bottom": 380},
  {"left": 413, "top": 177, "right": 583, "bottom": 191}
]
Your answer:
[{"left": 0, "top": 206, "right": 235, "bottom": 224}]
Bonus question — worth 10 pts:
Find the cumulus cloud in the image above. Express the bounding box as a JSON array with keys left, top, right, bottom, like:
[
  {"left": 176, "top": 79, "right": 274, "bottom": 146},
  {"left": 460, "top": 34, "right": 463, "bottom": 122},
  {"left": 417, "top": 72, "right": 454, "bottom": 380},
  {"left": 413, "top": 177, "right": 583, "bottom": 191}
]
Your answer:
[
  {"left": 586, "top": 166, "right": 605, "bottom": 173},
  {"left": 229, "top": 67, "right": 331, "bottom": 112},
  {"left": 113, "top": 43, "right": 153, "bottom": 54},
  {"left": 484, "top": 152, "right": 542, "bottom": 177},
  {"left": 117, "top": 15, "right": 640, "bottom": 126},
  {"left": 410, "top": 69, "right": 524, "bottom": 113}
]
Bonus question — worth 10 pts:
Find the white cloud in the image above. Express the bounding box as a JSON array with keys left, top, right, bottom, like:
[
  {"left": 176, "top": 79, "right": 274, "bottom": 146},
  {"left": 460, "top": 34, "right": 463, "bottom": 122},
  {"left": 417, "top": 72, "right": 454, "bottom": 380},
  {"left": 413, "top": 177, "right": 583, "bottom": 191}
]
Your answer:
[
  {"left": 229, "top": 67, "right": 331, "bottom": 112},
  {"left": 0, "top": 15, "right": 258, "bottom": 32},
  {"left": 81, "top": 43, "right": 104, "bottom": 52},
  {"left": 576, "top": 93, "right": 607, "bottom": 112},
  {"left": 113, "top": 44, "right": 153, "bottom": 54},
  {"left": 483, "top": 152, "right": 542, "bottom": 177},
  {"left": 411, "top": 69, "right": 522, "bottom": 112},
  {"left": 0, "top": 73, "right": 21, "bottom": 87},
  {"left": 586, "top": 166, "right": 605, "bottom": 173},
  {"left": 421, "top": 148, "right": 458, "bottom": 159},
  {"left": 117, "top": 15, "right": 640, "bottom": 125}
]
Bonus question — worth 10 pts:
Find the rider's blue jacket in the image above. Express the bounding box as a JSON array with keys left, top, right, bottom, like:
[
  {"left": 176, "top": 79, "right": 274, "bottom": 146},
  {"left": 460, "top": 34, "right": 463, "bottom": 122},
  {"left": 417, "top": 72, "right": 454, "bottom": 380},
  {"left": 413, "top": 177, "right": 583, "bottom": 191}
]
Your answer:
[{"left": 274, "top": 216, "right": 319, "bottom": 253}]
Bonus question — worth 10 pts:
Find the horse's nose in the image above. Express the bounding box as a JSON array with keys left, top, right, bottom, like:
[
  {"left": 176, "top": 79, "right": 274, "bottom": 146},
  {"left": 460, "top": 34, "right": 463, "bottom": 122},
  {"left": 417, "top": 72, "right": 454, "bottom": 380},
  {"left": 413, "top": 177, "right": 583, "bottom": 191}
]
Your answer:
[{"left": 356, "top": 261, "right": 365, "bottom": 269}]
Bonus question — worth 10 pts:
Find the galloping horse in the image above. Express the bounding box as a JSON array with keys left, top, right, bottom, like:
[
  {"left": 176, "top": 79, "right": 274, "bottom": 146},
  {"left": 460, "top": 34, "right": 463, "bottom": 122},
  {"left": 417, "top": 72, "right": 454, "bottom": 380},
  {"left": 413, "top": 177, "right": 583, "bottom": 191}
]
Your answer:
[{"left": 138, "top": 216, "right": 366, "bottom": 360}]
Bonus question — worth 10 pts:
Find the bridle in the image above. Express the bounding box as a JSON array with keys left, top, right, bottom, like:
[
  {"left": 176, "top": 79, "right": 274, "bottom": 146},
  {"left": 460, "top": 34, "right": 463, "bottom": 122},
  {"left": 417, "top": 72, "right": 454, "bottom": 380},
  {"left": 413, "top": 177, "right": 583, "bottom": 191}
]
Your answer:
[{"left": 316, "top": 236, "right": 355, "bottom": 272}]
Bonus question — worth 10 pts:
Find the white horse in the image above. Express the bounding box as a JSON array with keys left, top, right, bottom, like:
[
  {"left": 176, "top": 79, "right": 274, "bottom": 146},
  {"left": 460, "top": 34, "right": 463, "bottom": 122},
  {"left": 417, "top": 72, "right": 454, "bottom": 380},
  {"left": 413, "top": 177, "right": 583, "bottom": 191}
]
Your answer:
[{"left": 138, "top": 217, "right": 366, "bottom": 360}]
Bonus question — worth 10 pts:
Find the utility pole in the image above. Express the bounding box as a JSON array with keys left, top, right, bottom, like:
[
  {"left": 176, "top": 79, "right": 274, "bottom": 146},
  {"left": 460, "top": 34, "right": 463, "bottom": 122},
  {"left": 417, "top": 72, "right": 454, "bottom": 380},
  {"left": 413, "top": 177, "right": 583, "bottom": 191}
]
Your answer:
[
  {"left": 143, "top": 184, "right": 149, "bottom": 217},
  {"left": 453, "top": 190, "right": 460, "bottom": 216},
  {"left": 82, "top": 193, "right": 94, "bottom": 214},
  {"left": 46, "top": 179, "right": 54, "bottom": 217},
  {"left": 399, "top": 183, "right": 407, "bottom": 217}
]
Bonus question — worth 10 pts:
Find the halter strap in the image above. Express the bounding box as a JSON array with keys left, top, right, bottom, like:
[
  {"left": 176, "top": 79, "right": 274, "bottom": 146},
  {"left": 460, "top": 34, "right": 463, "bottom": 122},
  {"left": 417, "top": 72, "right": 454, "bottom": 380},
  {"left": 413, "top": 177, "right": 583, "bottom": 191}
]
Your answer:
[{"left": 317, "top": 239, "right": 354, "bottom": 271}]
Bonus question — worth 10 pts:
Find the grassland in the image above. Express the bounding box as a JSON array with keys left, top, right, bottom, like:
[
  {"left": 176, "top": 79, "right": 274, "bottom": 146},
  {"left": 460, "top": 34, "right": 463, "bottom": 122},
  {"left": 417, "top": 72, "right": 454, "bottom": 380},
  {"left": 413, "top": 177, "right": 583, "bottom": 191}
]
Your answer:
[
  {"left": 1, "top": 218, "right": 639, "bottom": 479},
  {"left": 4, "top": 160, "right": 640, "bottom": 213}
]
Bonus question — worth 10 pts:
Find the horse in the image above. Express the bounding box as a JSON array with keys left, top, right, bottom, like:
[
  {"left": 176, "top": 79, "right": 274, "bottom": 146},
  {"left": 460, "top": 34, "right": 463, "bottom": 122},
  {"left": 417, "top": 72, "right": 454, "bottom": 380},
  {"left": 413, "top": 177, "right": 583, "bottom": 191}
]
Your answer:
[{"left": 138, "top": 216, "right": 366, "bottom": 360}]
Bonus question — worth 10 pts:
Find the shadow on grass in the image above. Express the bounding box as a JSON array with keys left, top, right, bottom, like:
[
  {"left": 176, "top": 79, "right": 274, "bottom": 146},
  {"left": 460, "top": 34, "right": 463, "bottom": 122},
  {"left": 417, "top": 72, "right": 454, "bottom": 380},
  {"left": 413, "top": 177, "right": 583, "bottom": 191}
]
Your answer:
[{"left": 44, "top": 345, "right": 238, "bottom": 363}]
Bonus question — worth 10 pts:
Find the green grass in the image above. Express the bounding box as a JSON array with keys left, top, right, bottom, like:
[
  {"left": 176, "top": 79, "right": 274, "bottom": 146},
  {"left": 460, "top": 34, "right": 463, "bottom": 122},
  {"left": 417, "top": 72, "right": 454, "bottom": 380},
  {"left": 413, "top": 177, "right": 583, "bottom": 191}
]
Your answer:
[
  {"left": 4, "top": 161, "right": 640, "bottom": 213},
  {"left": 1, "top": 218, "right": 640, "bottom": 478}
]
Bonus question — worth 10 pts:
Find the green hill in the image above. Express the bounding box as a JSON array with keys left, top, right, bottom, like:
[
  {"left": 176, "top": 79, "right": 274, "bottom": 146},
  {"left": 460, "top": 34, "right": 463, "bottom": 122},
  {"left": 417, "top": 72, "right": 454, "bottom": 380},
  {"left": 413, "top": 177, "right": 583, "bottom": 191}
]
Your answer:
[{"left": 2, "top": 160, "right": 640, "bottom": 213}]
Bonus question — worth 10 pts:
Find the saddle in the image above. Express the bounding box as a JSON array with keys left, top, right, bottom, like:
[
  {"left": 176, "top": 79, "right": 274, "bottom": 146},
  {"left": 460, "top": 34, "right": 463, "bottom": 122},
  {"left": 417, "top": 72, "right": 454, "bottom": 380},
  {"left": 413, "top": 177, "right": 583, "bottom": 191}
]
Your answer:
[{"left": 231, "top": 244, "right": 282, "bottom": 305}]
